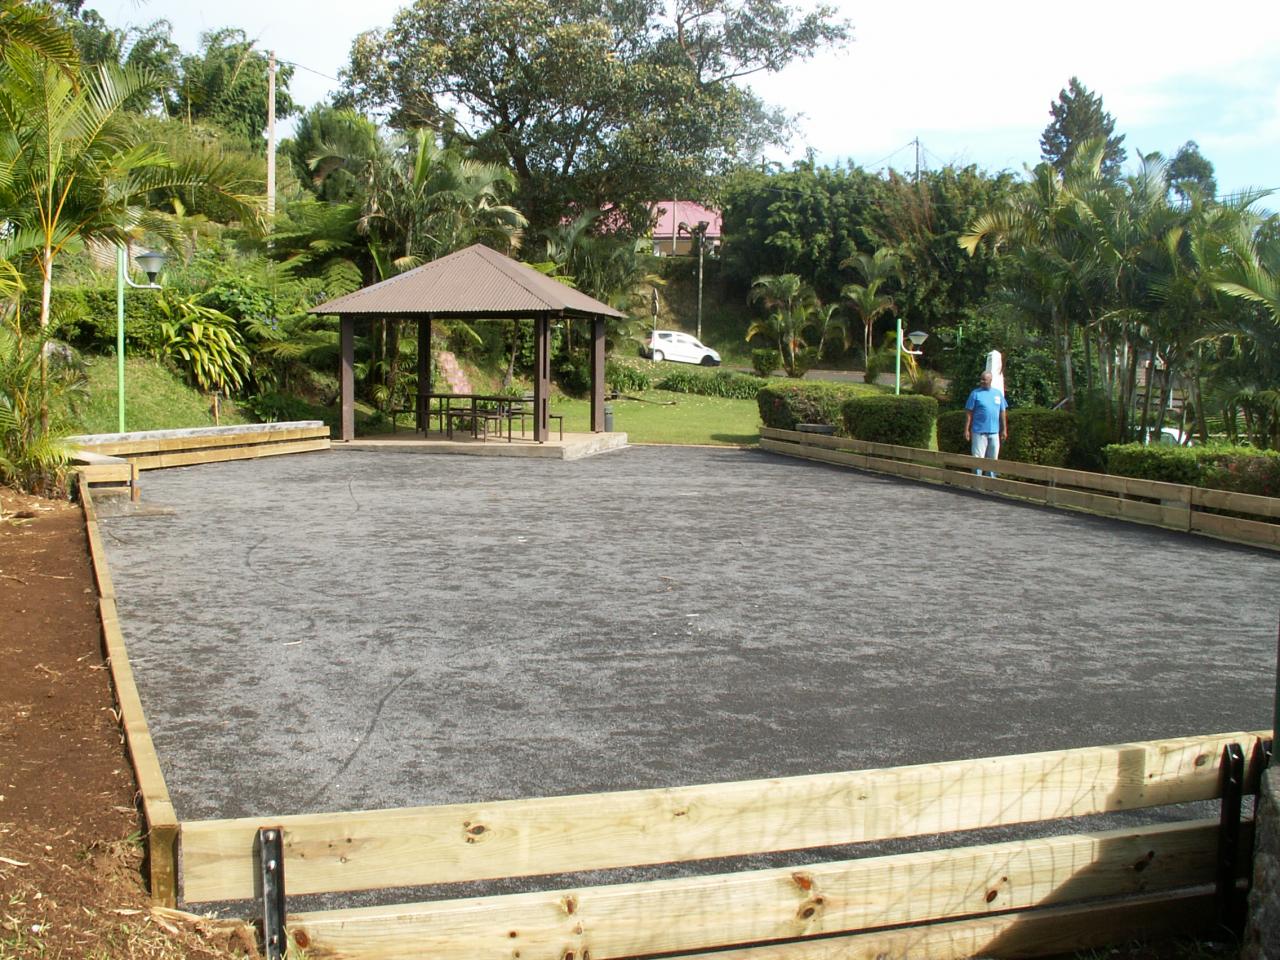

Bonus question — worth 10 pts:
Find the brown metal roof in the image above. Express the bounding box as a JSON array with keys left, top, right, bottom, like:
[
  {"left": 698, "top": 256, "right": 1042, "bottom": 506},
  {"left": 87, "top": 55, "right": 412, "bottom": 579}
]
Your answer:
[{"left": 309, "top": 243, "right": 627, "bottom": 319}]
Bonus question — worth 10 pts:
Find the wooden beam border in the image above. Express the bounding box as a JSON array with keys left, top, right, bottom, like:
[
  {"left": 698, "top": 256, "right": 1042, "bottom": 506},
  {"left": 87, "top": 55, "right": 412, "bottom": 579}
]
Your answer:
[
  {"left": 79, "top": 477, "right": 180, "bottom": 907},
  {"left": 180, "top": 730, "right": 1265, "bottom": 903},
  {"left": 284, "top": 821, "right": 1234, "bottom": 960},
  {"left": 760, "top": 429, "right": 1279, "bottom": 551}
]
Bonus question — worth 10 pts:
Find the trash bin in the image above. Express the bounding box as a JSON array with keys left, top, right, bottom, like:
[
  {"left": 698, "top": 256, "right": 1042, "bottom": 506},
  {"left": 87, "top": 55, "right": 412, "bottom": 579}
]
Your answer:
[{"left": 603, "top": 404, "right": 614, "bottom": 432}]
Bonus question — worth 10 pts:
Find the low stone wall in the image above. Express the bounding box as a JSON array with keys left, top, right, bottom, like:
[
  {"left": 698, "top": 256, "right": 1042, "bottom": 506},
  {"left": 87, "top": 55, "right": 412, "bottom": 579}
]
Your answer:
[{"left": 1245, "top": 765, "right": 1280, "bottom": 960}]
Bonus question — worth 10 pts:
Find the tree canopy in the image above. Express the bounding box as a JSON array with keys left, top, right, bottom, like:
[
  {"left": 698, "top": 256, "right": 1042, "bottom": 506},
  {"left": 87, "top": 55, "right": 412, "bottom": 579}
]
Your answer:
[
  {"left": 339, "top": 0, "right": 849, "bottom": 234},
  {"left": 1040, "top": 77, "right": 1126, "bottom": 180}
]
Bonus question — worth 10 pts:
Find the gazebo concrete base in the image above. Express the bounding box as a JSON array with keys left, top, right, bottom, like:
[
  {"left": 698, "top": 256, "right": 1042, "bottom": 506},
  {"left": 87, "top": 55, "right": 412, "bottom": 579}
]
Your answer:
[{"left": 337, "top": 431, "right": 628, "bottom": 461}]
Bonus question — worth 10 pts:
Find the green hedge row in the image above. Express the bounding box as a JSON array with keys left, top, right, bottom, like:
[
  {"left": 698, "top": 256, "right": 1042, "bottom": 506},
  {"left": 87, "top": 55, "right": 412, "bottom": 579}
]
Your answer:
[
  {"left": 655, "top": 367, "right": 766, "bottom": 399},
  {"left": 47, "top": 287, "right": 172, "bottom": 350},
  {"left": 841, "top": 395, "right": 937, "bottom": 447},
  {"left": 757, "top": 381, "right": 874, "bottom": 432},
  {"left": 605, "top": 360, "right": 652, "bottom": 393},
  {"left": 1104, "top": 444, "right": 1280, "bottom": 497},
  {"left": 937, "top": 407, "right": 1078, "bottom": 467}
]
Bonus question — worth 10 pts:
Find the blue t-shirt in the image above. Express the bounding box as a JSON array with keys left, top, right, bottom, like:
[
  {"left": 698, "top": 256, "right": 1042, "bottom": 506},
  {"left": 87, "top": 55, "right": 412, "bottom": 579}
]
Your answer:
[{"left": 965, "top": 386, "right": 1007, "bottom": 433}]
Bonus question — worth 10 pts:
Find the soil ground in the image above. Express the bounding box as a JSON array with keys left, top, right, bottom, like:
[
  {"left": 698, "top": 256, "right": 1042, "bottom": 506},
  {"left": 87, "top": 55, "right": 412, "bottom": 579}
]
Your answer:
[{"left": 0, "top": 488, "right": 250, "bottom": 959}]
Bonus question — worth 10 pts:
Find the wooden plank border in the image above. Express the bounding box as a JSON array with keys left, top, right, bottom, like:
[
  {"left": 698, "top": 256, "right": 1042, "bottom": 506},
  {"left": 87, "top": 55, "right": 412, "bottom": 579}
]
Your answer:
[
  {"left": 674, "top": 888, "right": 1216, "bottom": 960},
  {"left": 180, "top": 730, "right": 1265, "bottom": 903},
  {"left": 79, "top": 477, "right": 180, "bottom": 907},
  {"left": 760, "top": 429, "right": 1280, "bottom": 550},
  {"left": 76, "top": 424, "right": 330, "bottom": 458},
  {"left": 285, "top": 821, "right": 1230, "bottom": 960}
]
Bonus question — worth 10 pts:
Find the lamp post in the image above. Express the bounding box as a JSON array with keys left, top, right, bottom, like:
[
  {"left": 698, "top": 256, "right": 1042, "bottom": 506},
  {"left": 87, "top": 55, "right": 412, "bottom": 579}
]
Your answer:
[
  {"left": 116, "top": 246, "right": 166, "bottom": 433},
  {"left": 895, "top": 317, "right": 928, "bottom": 395},
  {"left": 677, "top": 220, "right": 710, "bottom": 341}
]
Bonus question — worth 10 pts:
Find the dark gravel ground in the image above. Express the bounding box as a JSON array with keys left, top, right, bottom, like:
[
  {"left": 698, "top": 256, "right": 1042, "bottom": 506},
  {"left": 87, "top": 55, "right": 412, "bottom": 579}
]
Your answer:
[{"left": 96, "top": 445, "right": 1277, "bottom": 829}]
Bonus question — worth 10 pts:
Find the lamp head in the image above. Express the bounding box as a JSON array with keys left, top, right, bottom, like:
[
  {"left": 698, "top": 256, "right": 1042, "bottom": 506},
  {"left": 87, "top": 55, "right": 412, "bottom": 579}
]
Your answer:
[
  {"left": 907, "top": 330, "right": 928, "bottom": 347},
  {"left": 134, "top": 249, "right": 168, "bottom": 285}
]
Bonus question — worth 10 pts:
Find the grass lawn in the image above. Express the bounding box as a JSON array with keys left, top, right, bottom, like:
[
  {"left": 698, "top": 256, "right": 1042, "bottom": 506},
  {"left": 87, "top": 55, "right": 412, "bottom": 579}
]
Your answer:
[
  {"left": 552, "top": 389, "right": 761, "bottom": 445},
  {"left": 68, "top": 356, "right": 251, "bottom": 434}
]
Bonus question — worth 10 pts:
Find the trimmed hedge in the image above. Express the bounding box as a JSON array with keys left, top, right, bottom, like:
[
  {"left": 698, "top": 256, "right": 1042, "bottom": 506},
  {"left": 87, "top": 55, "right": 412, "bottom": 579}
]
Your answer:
[
  {"left": 1005, "top": 408, "right": 1077, "bottom": 466},
  {"left": 1104, "top": 444, "right": 1280, "bottom": 497},
  {"left": 655, "top": 367, "right": 766, "bottom": 399},
  {"left": 841, "top": 394, "right": 937, "bottom": 448},
  {"left": 757, "top": 381, "right": 877, "bottom": 432},
  {"left": 937, "top": 406, "right": 1077, "bottom": 467},
  {"left": 937, "top": 409, "right": 969, "bottom": 454}
]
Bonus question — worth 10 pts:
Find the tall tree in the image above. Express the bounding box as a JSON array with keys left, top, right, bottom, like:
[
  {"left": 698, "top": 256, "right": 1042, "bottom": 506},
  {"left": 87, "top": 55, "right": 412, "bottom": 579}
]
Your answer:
[
  {"left": 340, "top": 0, "right": 848, "bottom": 233},
  {"left": 170, "top": 28, "right": 296, "bottom": 148},
  {"left": 1167, "top": 140, "right": 1217, "bottom": 202},
  {"left": 1040, "top": 77, "right": 1126, "bottom": 180}
]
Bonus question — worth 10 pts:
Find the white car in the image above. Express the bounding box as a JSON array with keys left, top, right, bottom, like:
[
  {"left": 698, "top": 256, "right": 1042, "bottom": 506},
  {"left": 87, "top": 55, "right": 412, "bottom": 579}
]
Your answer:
[{"left": 644, "top": 330, "right": 721, "bottom": 366}]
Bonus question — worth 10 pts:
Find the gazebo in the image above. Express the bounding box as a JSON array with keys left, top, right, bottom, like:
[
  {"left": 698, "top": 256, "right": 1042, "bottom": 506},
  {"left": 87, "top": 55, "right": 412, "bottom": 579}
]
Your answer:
[{"left": 310, "top": 244, "right": 627, "bottom": 442}]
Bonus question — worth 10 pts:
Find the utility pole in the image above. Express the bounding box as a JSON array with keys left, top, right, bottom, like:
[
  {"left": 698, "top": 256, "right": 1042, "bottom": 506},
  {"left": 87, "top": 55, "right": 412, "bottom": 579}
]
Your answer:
[
  {"left": 266, "top": 51, "right": 276, "bottom": 221},
  {"left": 914, "top": 137, "right": 921, "bottom": 182}
]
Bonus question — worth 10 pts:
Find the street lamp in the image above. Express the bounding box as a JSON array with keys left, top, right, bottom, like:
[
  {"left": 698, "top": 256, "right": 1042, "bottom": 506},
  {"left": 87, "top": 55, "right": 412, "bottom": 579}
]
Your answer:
[
  {"left": 677, "top": 219, "right": 710, "bottom": 341},
  {"left": 895, "top": 317, "right": 928, "bottom": 395},
  {"left": 117, "top": 246, "right": 166, "bottom": 433}
]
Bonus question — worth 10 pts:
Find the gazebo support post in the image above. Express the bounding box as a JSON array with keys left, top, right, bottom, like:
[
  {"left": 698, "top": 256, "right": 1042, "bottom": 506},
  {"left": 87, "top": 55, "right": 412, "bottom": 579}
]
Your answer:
[
  {"left": 339, "top": 315, "right": 355, "bottom": 442},
  {"left": 591, "top": 317, "right": 605, "bottom": 432},
  {"left": 416, "top": 317, "right": 432, "bottom": 432},
  {"left": 534, "top": 314, "right": 551, "bottom": 442}
]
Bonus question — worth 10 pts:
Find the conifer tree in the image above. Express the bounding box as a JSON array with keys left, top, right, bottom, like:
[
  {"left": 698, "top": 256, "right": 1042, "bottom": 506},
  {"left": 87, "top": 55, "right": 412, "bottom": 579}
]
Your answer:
[{"left": 1040, "top": 77, "right": 1126, "bottom": 179}]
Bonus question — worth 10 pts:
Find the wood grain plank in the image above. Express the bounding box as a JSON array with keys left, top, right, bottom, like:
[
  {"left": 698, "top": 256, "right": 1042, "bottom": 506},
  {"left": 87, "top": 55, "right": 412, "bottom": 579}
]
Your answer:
[
  {"left": 673, "top": 889, "right": 1215, "bottom": 960},
  {"left": 132, "top": 438, "right": 330, "bottom": 471},
  {"left": 180, "top": 730, "right": 1264, "bottom": 902},
  {"left": 1190, "top": 510, "right": 1280, "bottom": 548},
  {"left": 79, "top": 484, "right": 179, "bottom": 905},
  {"left": 285, "top": 821, "right": 1220, "bottom": 960}
]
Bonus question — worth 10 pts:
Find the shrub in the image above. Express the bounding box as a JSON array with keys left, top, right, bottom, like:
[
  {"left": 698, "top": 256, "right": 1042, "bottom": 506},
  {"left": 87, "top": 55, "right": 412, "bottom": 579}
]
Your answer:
[
  {"left": 555, "top": 352, "right": 591, "bottom": 397},
  {"left": 937, "top": 409, "right": 968, "bottom": 454},
  {"left": 1105, "top": 443, "right": 1280, "bottom": 496},
  {"left": 757, "top": 381, "right": 876, "bottom": 432},
  {"left": 606, "top": 360, "right": 651, "bottom": 394},
  {"left": 751, "top": 348, "right": 780, "bottom": 378},
  {"left": 655, "top": 367, "right": 765, "bottom": 399},
  {"left": 241, "top": 391, "right": 318, "bottom": 423},
  {"left": 842, "top": 394, "right": 938, "bottom": 448},
  {"left": 1003, "top": 408, "right": 1078, "bottom": 466}
]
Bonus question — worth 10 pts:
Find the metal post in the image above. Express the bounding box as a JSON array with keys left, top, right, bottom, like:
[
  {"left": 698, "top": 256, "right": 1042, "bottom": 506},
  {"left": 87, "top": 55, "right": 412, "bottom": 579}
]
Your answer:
[
  {"left": 895, "top": 317, "right": 902, "bottom": 396},
  {"left": 256, "top": 827, "right": 287, "bottom": 960},
  {"left": 1216, "top": 742, "right": 1245, "bottom": 934},
  {"left": 116, "top": 246, "right": 126, "bottom": 432},
  {"left": 696, "top": 232, "right": 704, "bottom": 342}
]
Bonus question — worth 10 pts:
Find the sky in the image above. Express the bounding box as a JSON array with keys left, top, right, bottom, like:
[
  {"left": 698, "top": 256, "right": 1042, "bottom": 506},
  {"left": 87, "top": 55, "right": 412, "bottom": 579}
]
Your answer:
[{"left": 99, "top": 0, "right": 1280, "bottom": 199}]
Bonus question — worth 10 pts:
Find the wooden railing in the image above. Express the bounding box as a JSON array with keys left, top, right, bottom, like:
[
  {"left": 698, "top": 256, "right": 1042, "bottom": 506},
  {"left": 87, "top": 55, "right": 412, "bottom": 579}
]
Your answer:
[
  {"left": 761, "top": 427, "right": 1280, "bottom": 551},
  {"left": 177, "top": 730, "right": 1268, "bottom": 959}
]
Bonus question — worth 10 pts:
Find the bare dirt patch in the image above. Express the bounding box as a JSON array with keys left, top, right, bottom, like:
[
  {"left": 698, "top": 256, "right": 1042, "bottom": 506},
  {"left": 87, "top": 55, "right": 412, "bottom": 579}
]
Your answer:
[{"left": 0, "top": 488, "right": 251, "bottom": 959}]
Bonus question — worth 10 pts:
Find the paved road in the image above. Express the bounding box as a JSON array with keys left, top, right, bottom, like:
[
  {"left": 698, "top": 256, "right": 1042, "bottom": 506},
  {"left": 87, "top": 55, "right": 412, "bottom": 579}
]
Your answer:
[{"left": 98, "top": 445, "right": 1277, "bottom": 832}]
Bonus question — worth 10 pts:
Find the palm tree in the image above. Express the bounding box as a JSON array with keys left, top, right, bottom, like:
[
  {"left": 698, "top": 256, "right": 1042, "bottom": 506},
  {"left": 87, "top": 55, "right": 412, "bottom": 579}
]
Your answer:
[
  {"left": 0, "top": 52, "right": 260, "bottom": 424},
  {"left": 746, "top": 274, "right": 825, "bottom": 377},
  {"left": 0, "top": 0, "right": 77, "bottom": 74},
  {"left": 839, "top": 248, "right": 900, "bottom": 362}
]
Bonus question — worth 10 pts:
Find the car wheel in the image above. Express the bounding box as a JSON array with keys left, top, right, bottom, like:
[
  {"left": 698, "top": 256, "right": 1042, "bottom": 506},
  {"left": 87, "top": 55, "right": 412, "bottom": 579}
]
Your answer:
[
  {"left": 700, "top": 355, "right": 717, "bottom": 366},
  {"left": 652, "top": 350, "right": 664, "bottom": 362}
]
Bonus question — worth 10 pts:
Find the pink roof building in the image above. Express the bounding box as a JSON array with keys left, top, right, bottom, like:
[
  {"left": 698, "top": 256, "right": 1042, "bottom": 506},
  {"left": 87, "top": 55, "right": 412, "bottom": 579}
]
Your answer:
[{"left": 649, "top": 200, "right": 722, "bottom": 256}]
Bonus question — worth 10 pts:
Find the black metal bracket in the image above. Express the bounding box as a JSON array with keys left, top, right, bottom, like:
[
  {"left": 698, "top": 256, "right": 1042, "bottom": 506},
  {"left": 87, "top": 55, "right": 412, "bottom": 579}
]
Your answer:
[
  {"left": 1215, "top": 742, "right": 1246, "bottom": 935},
  {"left": 257, "top": 827, "right": 287, "bottom": 960}
]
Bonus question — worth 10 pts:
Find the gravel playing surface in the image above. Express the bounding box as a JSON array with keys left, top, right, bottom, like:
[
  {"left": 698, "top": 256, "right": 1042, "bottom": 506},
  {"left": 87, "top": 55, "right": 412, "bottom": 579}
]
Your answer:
[{"left": 98, "top": 445, "right": 1277, "bottom": 827}]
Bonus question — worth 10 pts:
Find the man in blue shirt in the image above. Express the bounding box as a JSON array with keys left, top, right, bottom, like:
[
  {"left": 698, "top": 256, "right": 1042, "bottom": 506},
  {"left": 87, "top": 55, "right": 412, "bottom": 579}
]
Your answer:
[{"left": 964, "top": 371, "right": 1008, "bottom": 476}]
